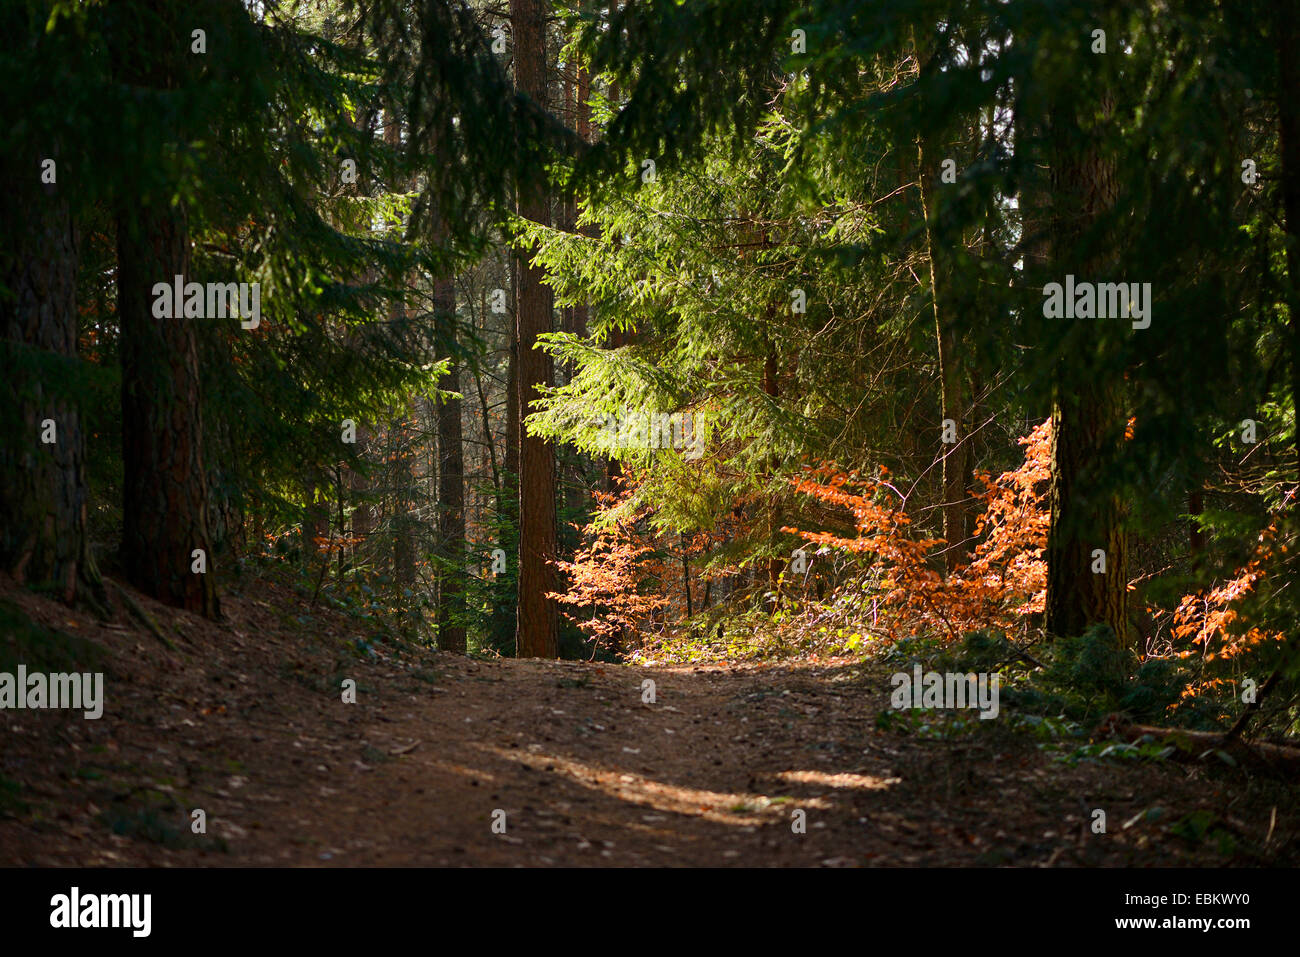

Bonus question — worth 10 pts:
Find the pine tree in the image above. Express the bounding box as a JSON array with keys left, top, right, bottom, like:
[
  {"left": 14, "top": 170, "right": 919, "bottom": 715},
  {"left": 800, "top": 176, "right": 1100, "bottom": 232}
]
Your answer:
[
  {"left": 0, "top": 1, "right": 102, "bottom": 606},
  {"left": 512, "top": 0, "right": 560, "bottom": 657},
  {"left": 111, "top": 0, "right": 219, "bottom": 616}
]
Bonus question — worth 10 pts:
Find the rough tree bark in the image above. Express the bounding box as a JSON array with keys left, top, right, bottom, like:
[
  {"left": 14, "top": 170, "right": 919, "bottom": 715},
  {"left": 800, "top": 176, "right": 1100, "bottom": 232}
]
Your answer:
[
  {"left": 116, "top": 203, "right": 220, "bottom": 617},
  {"left": 511, "top": 0, "right": 559, "bottom": 657},
  {"left": 111, "top": 0, "right": 219, "bottom": 618},
  {"left": 1042, "top": 73, "right": 1128, "bottom": 644},
  {"left": 0, "top": 149, "right": 99, "bottom": 605}
]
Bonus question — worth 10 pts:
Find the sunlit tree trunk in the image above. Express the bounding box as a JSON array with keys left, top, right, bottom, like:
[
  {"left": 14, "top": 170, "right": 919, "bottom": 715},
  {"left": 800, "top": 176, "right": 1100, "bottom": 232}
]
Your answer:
[{"left": 512, "top": 0, "right": 559, "bottom": 657}]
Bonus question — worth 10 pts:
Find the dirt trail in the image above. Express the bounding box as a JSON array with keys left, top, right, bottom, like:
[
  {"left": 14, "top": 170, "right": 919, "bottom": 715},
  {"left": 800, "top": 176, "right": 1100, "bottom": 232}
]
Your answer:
[{"left": 1, "top": 575, "right": 1294, "bottom": 866}]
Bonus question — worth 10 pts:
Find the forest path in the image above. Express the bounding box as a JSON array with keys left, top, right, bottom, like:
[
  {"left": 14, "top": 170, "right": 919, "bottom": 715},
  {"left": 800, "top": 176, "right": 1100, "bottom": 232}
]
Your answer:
[{"left": 1, "top": 576, "right": 1290, "bottom": 866}]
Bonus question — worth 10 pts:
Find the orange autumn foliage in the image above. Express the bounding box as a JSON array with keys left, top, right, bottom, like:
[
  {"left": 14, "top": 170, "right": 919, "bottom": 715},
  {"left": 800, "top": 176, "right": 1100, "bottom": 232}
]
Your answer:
[
  {"left": 785, "top": 418, "right": 1051, "bottom": 641},
  {"left": 954, "top": 417, "right": 1051, "bottom": 625},
  {"left": 548, "top": 415, "right": 1286, "bottom": 717},
  {"left": 1169, "top": 519, "right": 1288, "bottom": 706},
  {"left": 549, "top": 492, "right": 670, "bottom": 648}
]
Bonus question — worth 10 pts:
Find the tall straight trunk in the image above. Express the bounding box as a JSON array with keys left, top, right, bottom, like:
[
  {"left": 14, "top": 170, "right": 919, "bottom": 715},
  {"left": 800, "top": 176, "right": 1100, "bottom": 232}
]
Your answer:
[
  {"left": 116, "top": 204, "right": 220, "bottom": 617},
  {"left": 914, "top": 28, "right": 987, "bottom": 575},
  {"left": 917, "top": 137, "right": 969, "bottom": 574},
  {"left": 435, "top": 277, "right": 467, "bottom": 652},
  {"left": 0, "top": 150, "right": 98, "bottom": 604},
  {"left": 111, "top": 0, "right": 218, "bottom": 617},
  {"left": 511, "top": 0, "right": 559, "bottom": 657},
  {"left": 1046, "top": 379, "right": 1128, "bottom": 639},
  {"left": 1043, "top": 75, "right": 1128, "bottom": 644},
  {"left": 505, "top": 258, "right": 520, "bottom": 493}
]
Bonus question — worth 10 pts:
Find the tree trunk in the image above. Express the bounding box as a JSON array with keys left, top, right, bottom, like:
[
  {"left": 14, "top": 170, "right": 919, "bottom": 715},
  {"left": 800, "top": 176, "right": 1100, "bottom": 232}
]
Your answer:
[
  {"left": 115, "top": 203, "right": 220, "bottom": 617},
  {"left": 512, "top": 0, "right": 559, "bottom": 657},
  {"left": 0, "top": 150, "right": 99, "bottom": 605},
  {"left": 917, "top": 137, "right": 970, "bottom": 574},
  {"left": 1046, "top": 381, "right": 1129, "bottom": 639},
  {"left": 1042, "top": 77, "right": 1128, "bottom": 644},
  {"left": 505, "top": 284, "right": 520, "bottom": 491},
  {"left": 111, "top": 0, "right": 219, "bottom": 618},
  {"left": 436, "top": 277, "right": 467, "bottom": 652}
]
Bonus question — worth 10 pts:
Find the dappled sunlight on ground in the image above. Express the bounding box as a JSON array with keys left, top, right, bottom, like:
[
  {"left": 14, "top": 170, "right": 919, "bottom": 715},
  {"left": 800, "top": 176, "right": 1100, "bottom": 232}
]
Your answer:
[
  {"left": 770, "top": 770, "right": 901, "bottom": 791},
  {"left": 481, "top": 743, "right": 833, "bottom": 826}
]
